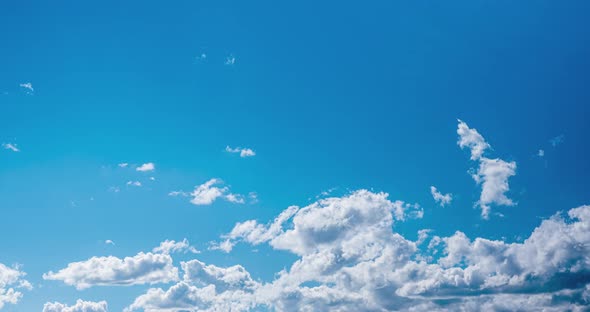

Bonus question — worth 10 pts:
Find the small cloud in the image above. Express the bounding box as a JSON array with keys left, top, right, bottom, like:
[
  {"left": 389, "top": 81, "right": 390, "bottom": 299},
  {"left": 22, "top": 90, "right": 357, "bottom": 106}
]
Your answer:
[
  {"left": 109, "top": 186, "right": 120, "bottom": 193},
  {"left": 537, "top": 149, "right": 545, "bottom": 157},
  {"left": 149, "top": 177, "right": 156, "bottom": 181},
  {"left": 171, "top": 179, "right": 245, "bottom": 206},
  {"left": 225, "top": 146, "right": 255, "bottom": 158},
  {"left": 225, "top": 193, "right": 245, "bottom": 204},
  {"left": 105, "top": 240, "right": 115, "bottom": 246},
  {"left": 153, "top": 239, "right": 199, "bottom": 254},
  {"left": 126, "top": 181, "right": 142, "bottom": 187},
  {"left": 550, "top": 135, "right": 564, "bottom": 147},
  {"left": 196, "top": 53, "right": 207, "bottom": 60},
  {"left": 2, "top": 143, "right": 20, "bottom": 152},
  {"left": 136, "top": 162, "right": 155, "bottom": 172},
  {"left": 430, "top": 186, "right": 452, "bottom": 207},
  {"left": 248, "top": 192, "right": 258, "bottom": 204},
  {"left": 168, "top": 191, "right": 189, "bottom": 197},
  {"left": 118, "top": 163, "right": 129, "bottom": 168},
  {"left": 224, "top": 54, "right": 236, "bottom": 65},
  {"left": 19, "top": 82, "right": 34, "bottom": 93}
]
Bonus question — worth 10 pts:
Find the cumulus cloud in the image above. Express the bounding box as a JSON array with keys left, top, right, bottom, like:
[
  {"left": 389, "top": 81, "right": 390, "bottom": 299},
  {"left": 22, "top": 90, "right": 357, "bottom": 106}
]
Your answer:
[
  {"left": 43, "top": 252, "right": 178, "bottom": 290},
  {"left": 457, "top": 119, "right": 490, "bottom": 160},
  {"left": 472, "top": 157, "right": 517, "bottom": 218},
  {"left": 171, "top": 179, "right": 246, "bottom": 206},
  {"left": 225, "top": 146, "right": 256, "bottom": 158},
  {"left": 0, "top": 263, "right": 31, "bottom": 309},
  {"left": 430, "top": 186, "right": 452, "bottom": 206},
  {"left": 136, "top": 163, "right": 155, "bottom": 172},
  {"left": 43, "top": 299, "right": 108, "bottom": 312},
  {"left": 153, "top": 239, "right": 199, "bottom": 255},
  {"left": 457, "top": 120, "right": 516, "bottom": 218},
  {"left": 126, "top": 191, "right": 590, "bottom": 312},
  {"left": 2, "top": 143, "right": 20, "bottom": 152}
]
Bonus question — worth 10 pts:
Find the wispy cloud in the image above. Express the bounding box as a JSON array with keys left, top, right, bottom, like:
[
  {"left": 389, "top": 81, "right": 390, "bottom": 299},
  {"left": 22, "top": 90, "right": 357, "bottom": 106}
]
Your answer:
[
  {"left": 550, "top": 134, "right": 564, "bottom": 147},
  {"left": 19, "top": 82, "right": 34, "bottom": 93},
  {"left": 430, "top": 186, "right": 452, "bottom": 207},
  {"left": 2, "top": 143, "right": 20, "bottom": 152},
  {"left": 126, "top": 181, "right": 142, "bottom": 187},
  {"left": 118, "top": 163, "right": 129, "bottom": 168},
  {"left": 226, "top": 146, "right": 256, "bottom": 158},
  {"left": 224, "top": 54, "right": 236, "bottom": 65},
  {"left": 105, "top": 240, "right": 115, "bottom": 246}
]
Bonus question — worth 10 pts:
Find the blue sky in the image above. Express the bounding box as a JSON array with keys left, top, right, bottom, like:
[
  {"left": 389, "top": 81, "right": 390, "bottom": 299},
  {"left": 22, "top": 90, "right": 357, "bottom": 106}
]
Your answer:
[{"left": 1, "top": 1, "right": 590, "bottom": 311}]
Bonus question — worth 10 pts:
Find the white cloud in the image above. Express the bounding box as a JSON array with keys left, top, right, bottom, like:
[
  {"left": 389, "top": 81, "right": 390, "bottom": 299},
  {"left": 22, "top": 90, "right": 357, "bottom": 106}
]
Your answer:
[
  {"left": 43, "top": 299, "right": 108, "bottom": 312},
  {"left": 538, "top": 149, "right": 545, "bottom": 157},
  {"left": 0, "top": 263, "right": 31, "bottom": 309},
  {"left": 43, "top": 252, "right": 178, "bottom": 290},
  {"left": 136, "top": 163, "right": 155, "bottom": 172},
  {"left": 472, "top": 158, "right": 517, "bottom": 219},
  {"left": 105, "top": 240, "right": 115, "bottom": 246},
  {"left": 457, "top": 120, "right": 516, "bottom": 218},
  {"left": 153, "top": 239, "right": 199, "bottom": 255},
  {"left": 19, "top": 82, "right": 33, "bottom": 93},
  {"left": 126, "top": 181, "right": 142, "bottom": 187},
  {"left": 457, "top": 119, "right": 490, "bottom": 160},
  {"left": 550, "top": 134, "right": 564, "bottom": 147},
  {"left": 430, "top": 186, "right": 452, "bottom": 207},
  {"left": 128, "top": 197, "right": 590, "bottom": 311},
  {"left": 118, "top": 163, "right": 129, "bottom": 168},
  {"left": 225, "top": 55, "right": 236, "bottom": 65},
  {"left": 225, "top": 146, "right": 256, "bottom": 158},
  {"left": 172, "top": 179, "right": 246, "bottom": 206},
  {"left": 2, "top": 143, "right": 20, "bottom": 152}
]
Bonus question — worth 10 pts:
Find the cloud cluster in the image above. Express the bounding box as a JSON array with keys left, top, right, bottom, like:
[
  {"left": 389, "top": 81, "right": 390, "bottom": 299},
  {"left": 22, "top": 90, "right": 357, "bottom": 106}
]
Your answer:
[
  {"left": 124, "top": 193, "right": 590, "bottom": 311},
  {"left": 43, "top": 299, "right": 108, "bottom": 312},
  {"left": 169, "top": 178, "right": 245, "bottom": 206},
  {"left": 457, "top": 120, "right": 517, "bottom": 218},
  {"left": 0, "top": 263, "right": 31, "bottom": 309}
]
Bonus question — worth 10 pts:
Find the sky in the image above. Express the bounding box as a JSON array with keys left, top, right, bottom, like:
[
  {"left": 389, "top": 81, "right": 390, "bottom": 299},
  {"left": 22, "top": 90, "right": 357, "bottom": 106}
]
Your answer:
[{"left": 1, "top": 1, "right": 590, "bottom": 311}]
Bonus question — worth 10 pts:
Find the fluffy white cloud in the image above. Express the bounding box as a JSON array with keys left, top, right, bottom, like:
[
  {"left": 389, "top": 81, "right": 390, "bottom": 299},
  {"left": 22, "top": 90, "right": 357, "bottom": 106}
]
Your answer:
[
  {"left": 136, "top": 163, "right": 155, "bottom": 172},
  {"left": 225, "top": 146, "right": 256, "bottom": 158},
  {"left": 2, "top": 143, "right": 19, "bottom": 152},
  {"left": 472, "top": 157, "right": 517, "bottom": 218},
  {"left": 457, "top": 120, "right": 517, "bottom": 218},
  {"left": 430, "top": 186, "right": 452, "bottom": 206},
  {"left": 0, "top": 263, "right": 31, "bottom": 309},
  {"left": 171, "top": 179, "right": 246, "bottom": 206},
  {"left": 43, "top": 252, "right": 178, "bottom": 290},
  {"left": 153, "top": 239, "right": 199, "bottom": 254},
  {"left": 126, "top": 191, "right": 590, "bottom": 312},
  {"left": 43, "top": 299, "right": 108, "bottom": 312},
  {"left": 457, "top": 119, "right": 490, "bottom": 160}
]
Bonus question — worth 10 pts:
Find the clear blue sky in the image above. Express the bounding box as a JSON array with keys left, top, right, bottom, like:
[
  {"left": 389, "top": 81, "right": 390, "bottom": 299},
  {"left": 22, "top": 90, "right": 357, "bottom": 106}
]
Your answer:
[{"left": 1, "top": 1, "right": 589, "bottom": 311}]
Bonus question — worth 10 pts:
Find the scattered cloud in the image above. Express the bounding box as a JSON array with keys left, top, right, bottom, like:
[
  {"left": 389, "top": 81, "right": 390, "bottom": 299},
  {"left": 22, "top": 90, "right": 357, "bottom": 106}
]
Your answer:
[
  {"left": 196, "top": 53, "right": 207, "bottom": 60},
  {"left": 19, "top": 82, "right": 33, "bottom": 93},
  {"left": 118, "top": 163, "right": 129, "bottom": 168},
  {"left": 2, "top": 143, "right": 20, "bottom": 152},
  {"left": 550, "top": 134, "right": 564, "bottom": 147},
  {"left": 126, "top": 181, "right": 142, "bottom": 187},
  {"left": 43, "top": 299, "right": 108, "bottom": 312},
  {"left": 430, "top": 186, "right": 452, "bottom": 206},
  {"left": 108, "top": 186, "right": 120, "bottom": 193},
  {"left": 43, "top": 251, "right": 179, "bottom": 290},
  {"left": 105, "top": 240, "right": 115, "bottom": 246},
  {"left": 171, "top": 179, "right": 246, "bottom": 206},
  {"left": 136, "top": 163, "right": 155, "bottom": 172},
  {"left": 225, "top": 146, "right": 256, "bottom": 158},
  {"left": 0, "top": 263, "right": 31, "bottom": 309},
  {"left": 457, "top": 120, "right": 516, "bottom": 219},
  {"left": 153, "top": 239, "right": 199, "bottom": 254},
  {"left": 538, "top": 149, "right": 545, "bottom": 157}
]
